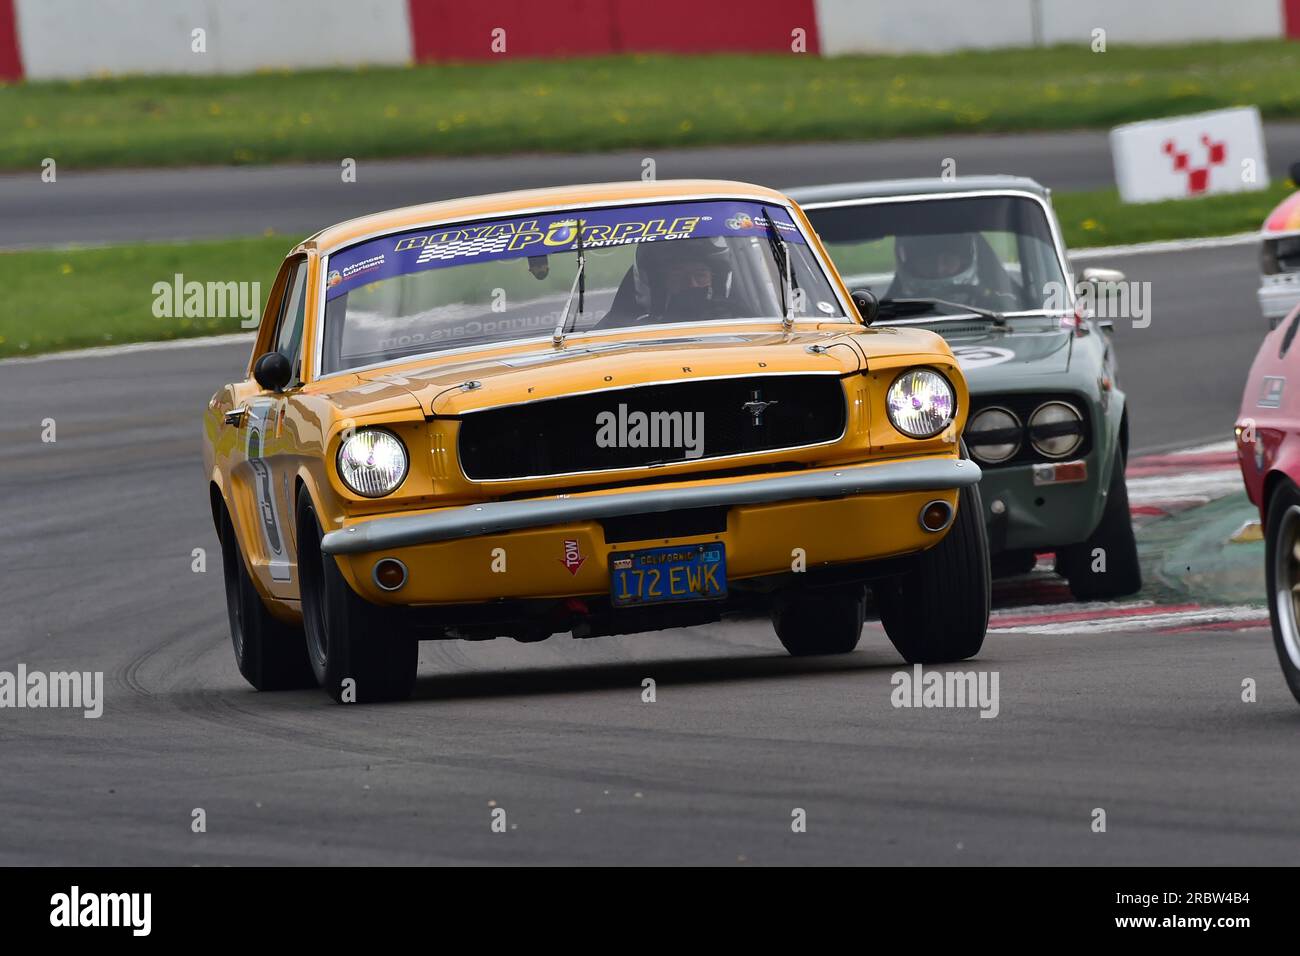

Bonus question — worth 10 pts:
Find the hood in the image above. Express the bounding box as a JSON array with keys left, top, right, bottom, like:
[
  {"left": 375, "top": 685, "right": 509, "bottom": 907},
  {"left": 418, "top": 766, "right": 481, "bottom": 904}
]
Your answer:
[
  {"left": 354, "top": 325, "right": 946, "bottom": 416},
  {"left": 915, "top": 319, "right": 1074, "bottom": 384}
]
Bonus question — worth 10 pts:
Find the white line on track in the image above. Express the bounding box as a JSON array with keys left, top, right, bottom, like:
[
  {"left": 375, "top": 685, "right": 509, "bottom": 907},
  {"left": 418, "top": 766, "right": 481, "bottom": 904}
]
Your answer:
[
  {"left": 990, "top": 605, "right": 1267, "bottom": 635},
  {"left": 1126, "top": 439, "right": 1244, "bottom": 508},
  {"left": 991, "top": 599, "right": 1158, "bottom": 618},
  {"left": 1069, "top": 231, "right": 1258, "bottom": 261},
  {"left": 0, "top": 332, "right": 255, "bottom": 366}
]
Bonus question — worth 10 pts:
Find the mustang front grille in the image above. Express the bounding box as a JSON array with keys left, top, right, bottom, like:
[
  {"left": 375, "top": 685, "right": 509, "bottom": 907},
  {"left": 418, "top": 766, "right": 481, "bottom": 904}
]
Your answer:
[{"left": 457, "top": 375, "right": 847, "bottom": 481}]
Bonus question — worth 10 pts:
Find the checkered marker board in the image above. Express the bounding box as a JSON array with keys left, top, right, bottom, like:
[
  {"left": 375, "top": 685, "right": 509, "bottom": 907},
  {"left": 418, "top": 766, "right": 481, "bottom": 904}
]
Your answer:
[{"left": 1109, "top": 107, "right": 1270, "bottom": 203}]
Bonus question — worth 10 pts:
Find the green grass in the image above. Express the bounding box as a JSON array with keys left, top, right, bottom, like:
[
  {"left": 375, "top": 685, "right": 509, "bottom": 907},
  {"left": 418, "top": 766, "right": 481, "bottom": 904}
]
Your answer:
[
  {"left": 3, "top": 41, "right": 1300, "bottom": 170},
  {"left": 0, "top": 235, "right": 290, "bottom": 357},
  {"left": 1053, "top": 181, "right": 1292, "bottom": 247},
  {"left": 0, "top": 182, "right": 1289, "bottom": 359}
]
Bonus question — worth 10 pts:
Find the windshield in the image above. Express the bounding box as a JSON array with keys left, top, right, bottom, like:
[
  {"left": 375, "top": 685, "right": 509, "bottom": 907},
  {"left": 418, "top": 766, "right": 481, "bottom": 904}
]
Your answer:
[
  {"left": 319, "top": 199, "right": 847, "bottom": 374},
  {"left": 803, "top": 195, "right": 1068, "bottom": 320}
]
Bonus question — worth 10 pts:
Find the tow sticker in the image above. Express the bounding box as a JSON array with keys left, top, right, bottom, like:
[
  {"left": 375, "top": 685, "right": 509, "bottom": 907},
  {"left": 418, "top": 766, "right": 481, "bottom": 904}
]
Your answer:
[{"left": 560, "top": 539, "right": 587, "bottom": 575}]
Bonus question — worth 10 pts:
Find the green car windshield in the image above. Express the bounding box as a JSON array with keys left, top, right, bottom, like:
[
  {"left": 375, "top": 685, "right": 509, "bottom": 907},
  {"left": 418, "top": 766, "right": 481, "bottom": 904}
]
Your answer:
[{"left": 804, "top": 195, "right": 1069, "bottom": 320}]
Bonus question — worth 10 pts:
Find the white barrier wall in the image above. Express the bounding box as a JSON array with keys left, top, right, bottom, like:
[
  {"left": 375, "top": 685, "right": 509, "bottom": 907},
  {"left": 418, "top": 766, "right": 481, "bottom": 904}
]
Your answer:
[
  {"left": 1040, "top": 0, "right": 1283, "bottom": 46},
  {"left": 815, "top": 0, "right": 1035, "bottom": 54},
  {"left": 1110, "top": 107, "right": 1271, "bottom": 203},
  {"left": 818, "top": 0, "right": 1286, "bottom": 55},
  {"left": 7, "top": 0, "right": 1295, "bottom": 80},
  {"left": 14, "top": 0, "right": 412, "bottom": 79}
]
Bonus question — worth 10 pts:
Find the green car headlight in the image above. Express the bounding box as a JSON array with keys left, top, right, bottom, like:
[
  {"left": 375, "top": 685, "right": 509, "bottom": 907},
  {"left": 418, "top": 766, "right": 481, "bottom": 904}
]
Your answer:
[
  {"left": 1028, "top": 401, "right": 1085, "bottom": 459},
  {"left": 966, "top": 406, "right": 1022, "bottom": 464}
]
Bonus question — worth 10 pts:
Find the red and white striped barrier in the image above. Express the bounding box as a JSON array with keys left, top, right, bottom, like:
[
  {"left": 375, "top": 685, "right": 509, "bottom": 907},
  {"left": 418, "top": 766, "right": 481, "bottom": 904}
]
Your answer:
[{"left": 1, "top": 0, "right": 1297, "bottom": 83}]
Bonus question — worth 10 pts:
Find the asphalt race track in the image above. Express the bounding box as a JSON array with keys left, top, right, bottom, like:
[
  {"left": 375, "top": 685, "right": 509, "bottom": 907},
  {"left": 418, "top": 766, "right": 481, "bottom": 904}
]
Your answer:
[
  {"left": 3, "top": 123, "right": 1300, "bottom": 247},
  {"left": 4, "top": 214, "right": 1299, "bottom": 863},
  {"left": 0, "top": 240, "right": 1286, "bottom": 866}
]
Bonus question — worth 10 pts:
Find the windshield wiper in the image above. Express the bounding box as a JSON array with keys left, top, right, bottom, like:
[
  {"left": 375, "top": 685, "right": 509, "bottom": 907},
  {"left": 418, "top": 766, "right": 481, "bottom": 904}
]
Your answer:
[
  {"left": 878, "top": 297, "right": 1008, "bottom": 327},
  {"left": 552, "top": 219, "right": 586, "bottom": 348},
  {"left": 761, "top": 206, "right": 796, "bottom": 333}
]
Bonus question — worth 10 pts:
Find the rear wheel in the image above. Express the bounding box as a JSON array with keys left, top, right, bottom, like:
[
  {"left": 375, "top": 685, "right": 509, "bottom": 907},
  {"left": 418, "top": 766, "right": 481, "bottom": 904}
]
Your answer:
[
  {"left": 297, "top": 488, "right": 418, "bottom": 704},
  {"left": 1059, "top": 450, "right": 1141, "bottom": 600},
  {"left": 875, "top": 482, "right": 990, "bottom": 663},
  {"left": 771, "top": 585, "right": 866, "bottom": 656},
  {"left": 218, "top": 507, "right": 315, "bottom": 691},
  {"left": 1264, "top": 480, "right": 1300, "bottom": 705}
]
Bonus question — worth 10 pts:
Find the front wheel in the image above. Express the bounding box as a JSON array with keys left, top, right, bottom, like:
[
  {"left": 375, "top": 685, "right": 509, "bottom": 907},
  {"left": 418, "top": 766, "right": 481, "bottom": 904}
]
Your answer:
[
  {"left": 297, "top": 489, "right": 418, "bottom": 704},
  {"left": 875, "top": 482, "right": 990, "bottom": 663},
  {"left": 1058, "top": 449, "right": 1141, "bottom": 600},
  {"left": 1264, "top": 480, "right": 1300, "bottom": 705}
]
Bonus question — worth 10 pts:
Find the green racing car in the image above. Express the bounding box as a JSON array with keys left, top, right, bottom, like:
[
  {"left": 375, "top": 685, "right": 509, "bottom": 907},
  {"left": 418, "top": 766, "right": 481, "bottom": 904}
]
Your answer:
[{"left": 790, "top": 176, "right": 1140, "bottom": 600}]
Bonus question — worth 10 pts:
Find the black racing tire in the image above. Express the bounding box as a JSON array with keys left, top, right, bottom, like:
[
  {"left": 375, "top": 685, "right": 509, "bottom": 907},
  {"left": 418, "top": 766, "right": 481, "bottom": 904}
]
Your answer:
[
  {"left": 991, "top": 549, "right": 1037, "bottom": 578},
  {"left": 1059, "top": 450, "right": 1142, "bottom": 600},
  {"left": 218, "top": 506, "right": 316, "bottom": 691},
  {"left": 875, "top": 482, "right": 990, "bottom": 664},
  {"left": 1263, "top": 480, "right": 1300, "bottom": 705},
  {"left": 296, "top": 488, "right": 417, "bottom": 704},
  {"left": 771, "top": 585, "right": 866, "bottom": 656}
]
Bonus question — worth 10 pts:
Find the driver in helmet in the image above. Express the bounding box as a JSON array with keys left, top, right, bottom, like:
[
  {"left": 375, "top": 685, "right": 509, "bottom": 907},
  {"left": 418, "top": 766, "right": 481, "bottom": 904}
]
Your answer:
[
  {"left": 633, "top": 237, "right": 736, "bottom": 322},
  {"left": 889, "top": 233, "right": 1015, "bottom": 309}
]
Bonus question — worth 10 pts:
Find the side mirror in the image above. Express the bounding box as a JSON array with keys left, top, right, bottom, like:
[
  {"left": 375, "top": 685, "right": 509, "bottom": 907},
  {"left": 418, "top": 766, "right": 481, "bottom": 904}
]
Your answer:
[
  {"left": 253, "top": 351, "right": 293, "bottom": 391},
  {"left": 850, "top": 288, "right": 879, "bottom": 325},
  {"left": 1081, "top": 266, "right": 1125, "bottom": 285}
]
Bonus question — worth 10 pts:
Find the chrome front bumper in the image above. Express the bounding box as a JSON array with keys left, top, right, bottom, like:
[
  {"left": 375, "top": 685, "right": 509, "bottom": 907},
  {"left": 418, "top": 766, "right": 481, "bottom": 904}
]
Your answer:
[{"left": 321, "top": 457, "right": 982, "bottom": 556}]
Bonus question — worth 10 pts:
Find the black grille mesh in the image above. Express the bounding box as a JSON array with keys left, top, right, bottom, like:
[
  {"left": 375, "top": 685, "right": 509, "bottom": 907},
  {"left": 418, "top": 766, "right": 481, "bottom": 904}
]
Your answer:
[{"left": 458, "top": 375, "right": 847, "bottom": 480}]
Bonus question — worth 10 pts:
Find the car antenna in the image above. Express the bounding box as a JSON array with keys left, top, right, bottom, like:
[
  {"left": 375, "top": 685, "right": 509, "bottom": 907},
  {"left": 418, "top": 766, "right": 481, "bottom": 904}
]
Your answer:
[{"left": 552, "top": 219, "right": 586, "bottom": 348}]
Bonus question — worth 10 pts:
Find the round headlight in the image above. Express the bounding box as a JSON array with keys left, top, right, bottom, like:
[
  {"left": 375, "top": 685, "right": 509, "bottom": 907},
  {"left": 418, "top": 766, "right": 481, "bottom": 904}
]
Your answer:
[
  {"left": 1028, "top": 401, "right": 1084, "bottom": 459},
  {"left": 886, "top": 368, "right": 956, "bottom": 439},
  {"left": 337, "top": 429, "right": 409, "bottom": 497},
  {"left": 966, "top": 406, "right": 1022, "bottom": 463}
]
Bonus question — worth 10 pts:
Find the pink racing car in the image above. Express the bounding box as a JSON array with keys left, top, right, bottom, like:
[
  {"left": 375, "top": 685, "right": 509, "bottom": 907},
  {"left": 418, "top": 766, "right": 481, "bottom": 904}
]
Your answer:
[
  {"left": 1258, "top": 161, "right": 1300, "bottom": 329},
  {"left": 1235, "top": 297, "right": 1300, "bottom": 704}
]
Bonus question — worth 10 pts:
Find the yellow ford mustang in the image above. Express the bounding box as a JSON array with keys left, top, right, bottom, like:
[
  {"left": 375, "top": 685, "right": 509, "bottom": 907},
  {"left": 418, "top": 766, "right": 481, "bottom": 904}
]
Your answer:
[{"left": 204, "top": 180, "right": 990, "bottom": 702}]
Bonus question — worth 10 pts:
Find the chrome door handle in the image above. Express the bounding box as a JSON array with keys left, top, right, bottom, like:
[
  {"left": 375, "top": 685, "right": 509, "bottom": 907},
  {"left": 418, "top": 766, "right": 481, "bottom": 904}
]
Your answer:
[{"left": 224, "top": 405, "right": 249, "bottom": 426}]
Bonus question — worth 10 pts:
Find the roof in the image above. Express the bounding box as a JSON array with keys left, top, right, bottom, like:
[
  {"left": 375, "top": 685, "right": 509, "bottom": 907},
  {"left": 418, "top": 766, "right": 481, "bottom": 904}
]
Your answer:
[
  {"left": 305, "top": 179, "right": 791, "bottom": 252},
  {"left": 786, "top": 176, "right": 1050, "bottom": 207}
]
